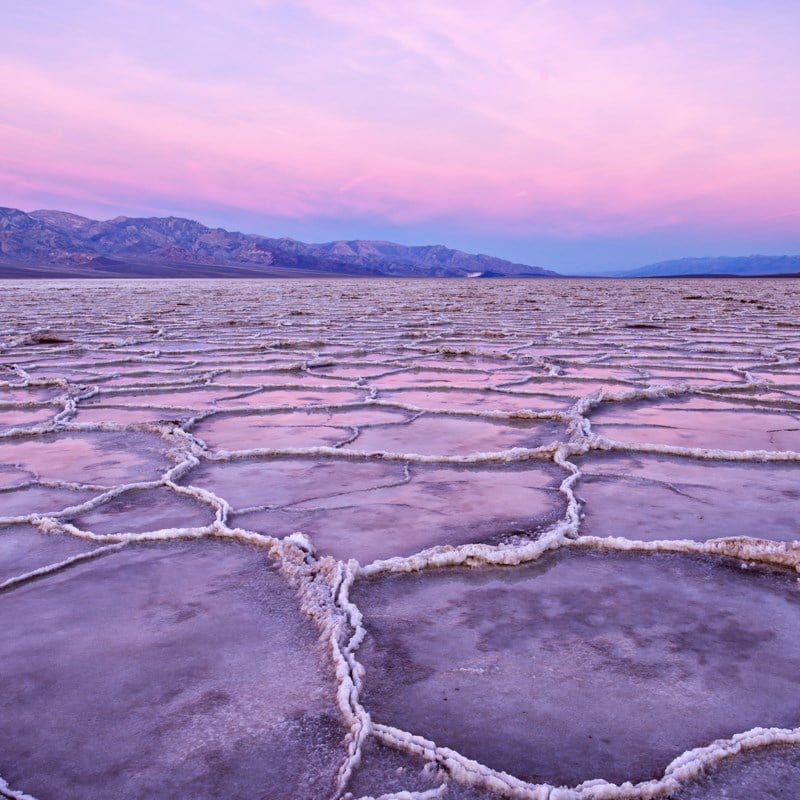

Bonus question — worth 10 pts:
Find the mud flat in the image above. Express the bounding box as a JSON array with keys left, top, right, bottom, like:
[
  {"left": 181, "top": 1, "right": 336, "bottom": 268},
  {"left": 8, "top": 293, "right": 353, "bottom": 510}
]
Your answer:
[{"left": 1, "top": 277, "right": 799, "bottom": 799}]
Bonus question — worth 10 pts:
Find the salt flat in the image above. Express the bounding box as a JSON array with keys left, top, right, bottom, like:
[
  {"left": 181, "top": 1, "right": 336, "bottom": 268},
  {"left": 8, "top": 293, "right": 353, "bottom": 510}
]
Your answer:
[{"left": 0, "top": 277, "right": 799, "bottom": 800}]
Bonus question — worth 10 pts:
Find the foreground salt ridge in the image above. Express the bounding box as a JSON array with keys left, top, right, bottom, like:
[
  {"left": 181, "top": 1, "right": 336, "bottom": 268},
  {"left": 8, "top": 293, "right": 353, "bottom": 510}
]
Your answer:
[
  {"left": 0, "top": 775, "right": 39, "bottom": 800},
  {"left": 364, "top": 725, "right": 800, "bottom": 800},
  {"left": 1, "top": 279, "right": 800, "bottom": 799}
]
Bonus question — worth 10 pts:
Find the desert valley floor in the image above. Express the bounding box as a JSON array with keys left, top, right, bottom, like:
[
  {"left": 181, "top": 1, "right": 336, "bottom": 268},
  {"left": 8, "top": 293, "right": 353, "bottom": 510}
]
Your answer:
[{"left": 1, "top": 277, "right": 799, "bottom": 800}]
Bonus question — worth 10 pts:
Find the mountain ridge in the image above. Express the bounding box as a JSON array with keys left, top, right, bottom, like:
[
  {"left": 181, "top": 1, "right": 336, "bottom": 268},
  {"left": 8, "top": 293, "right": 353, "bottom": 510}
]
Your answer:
[
  {"left": 619, "top": 255, "right": 800, "bottom": 278},
  {"left": 0, "top": 207, "right": 558, "bottom": 279}
]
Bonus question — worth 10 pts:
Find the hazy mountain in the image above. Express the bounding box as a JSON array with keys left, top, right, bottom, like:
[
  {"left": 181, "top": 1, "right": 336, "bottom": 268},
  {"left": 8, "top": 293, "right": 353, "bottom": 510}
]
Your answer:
[
  {"left": 621, "top": 255, "right": 800, "bottom": 278},
  {"left": 0, "top": 207, "right": 558, "bottom": 278}
]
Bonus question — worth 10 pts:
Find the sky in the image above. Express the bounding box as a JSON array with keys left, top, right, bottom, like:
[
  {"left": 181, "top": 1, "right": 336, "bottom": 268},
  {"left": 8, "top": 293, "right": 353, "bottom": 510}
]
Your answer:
[{"left": 2, "top": 1, "right": 799, "bottom": 273}]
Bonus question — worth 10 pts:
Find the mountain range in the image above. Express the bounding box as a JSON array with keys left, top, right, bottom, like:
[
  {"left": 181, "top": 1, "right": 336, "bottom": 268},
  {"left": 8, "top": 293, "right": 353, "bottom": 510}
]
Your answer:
[
  {"left": 0, "top": 207, "right": 557, "bottom": 279},
  {"left": 2, "top": 207, "right": 798, "bottom": 279},
  {"left": 618, "top": 255, "right": 800, "bottom": 278}
]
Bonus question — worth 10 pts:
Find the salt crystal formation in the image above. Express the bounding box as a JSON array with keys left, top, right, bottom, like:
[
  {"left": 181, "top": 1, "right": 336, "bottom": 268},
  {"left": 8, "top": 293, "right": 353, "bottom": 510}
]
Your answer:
[{"left": 0, "top": 277, "right": 798, "bottom": 800}]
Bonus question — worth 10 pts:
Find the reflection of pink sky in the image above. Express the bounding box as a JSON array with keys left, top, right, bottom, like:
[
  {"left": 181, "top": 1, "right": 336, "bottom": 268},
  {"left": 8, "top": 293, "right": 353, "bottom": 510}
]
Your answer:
[
  {"left": 592, "top": 400, "right": 800, "bottom": 451},
  {"left": 3, "top": 1, "right": 800, "bottom": 238},
  {"left": 0, "top": 433, "right": 167, "bottom": 484}
]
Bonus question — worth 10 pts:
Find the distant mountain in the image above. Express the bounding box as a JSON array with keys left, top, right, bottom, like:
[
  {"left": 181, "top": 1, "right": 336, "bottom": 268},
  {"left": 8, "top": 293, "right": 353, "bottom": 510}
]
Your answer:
[
  {"left": 622, "top": 255, "right": 800, "bottom": 278},
  {"left": 0, "top": 207, "right": 558, "bottom": 278}
]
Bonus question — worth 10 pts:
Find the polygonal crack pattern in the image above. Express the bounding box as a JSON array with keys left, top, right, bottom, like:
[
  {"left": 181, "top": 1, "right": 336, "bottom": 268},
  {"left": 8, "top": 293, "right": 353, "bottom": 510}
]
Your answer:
[{"left": 0, "top": 278, "right": 799, "bottom": 800}]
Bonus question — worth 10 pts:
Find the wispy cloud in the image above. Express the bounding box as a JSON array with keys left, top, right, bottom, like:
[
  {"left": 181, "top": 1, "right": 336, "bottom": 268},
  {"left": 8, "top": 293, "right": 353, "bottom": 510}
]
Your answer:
[{"left": 2, "top": 0, "right": 799, "bottom": 242}]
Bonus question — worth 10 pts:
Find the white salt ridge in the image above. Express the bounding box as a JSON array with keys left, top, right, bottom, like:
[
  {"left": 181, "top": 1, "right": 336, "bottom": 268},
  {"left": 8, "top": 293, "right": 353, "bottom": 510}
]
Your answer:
[
  {"left": 0, "top": 774, "right": 39, "bottom": 800},
  {"left": 0, "top": 542, "right": 127, "bottom": 592},
  {"left": 207, "top": 443, "right": 563, "bottom": 466},
  {"left": 351, "top": 788, "right": 446, "bottom": 800},
  {"left": 569, "top": 535, "right": 800, "bottom": 572},
  {"left": 592, "top": 436, "right": 800, "bottom": 463},
  {"left": 1, "top": 278, "right": 800, "bottom": 798}
]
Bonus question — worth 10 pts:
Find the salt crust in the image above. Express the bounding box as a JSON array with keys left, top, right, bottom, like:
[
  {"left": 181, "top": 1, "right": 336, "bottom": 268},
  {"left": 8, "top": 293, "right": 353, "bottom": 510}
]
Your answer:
[{"left": 1, "top": 279, "right": 800, "bottom": 799}]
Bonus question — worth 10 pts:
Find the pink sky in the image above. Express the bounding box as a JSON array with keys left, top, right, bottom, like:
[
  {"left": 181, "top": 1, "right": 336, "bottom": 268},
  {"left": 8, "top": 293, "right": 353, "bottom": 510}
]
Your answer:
[{"left": 2, "top": 0, "right": 799, "bottom": 270}]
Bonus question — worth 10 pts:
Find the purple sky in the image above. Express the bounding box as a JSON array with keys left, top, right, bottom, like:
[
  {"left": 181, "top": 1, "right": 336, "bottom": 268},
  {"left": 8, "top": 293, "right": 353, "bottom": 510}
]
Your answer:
[{"left": 2, "top": 1, "right": 799, "bottom": 272}]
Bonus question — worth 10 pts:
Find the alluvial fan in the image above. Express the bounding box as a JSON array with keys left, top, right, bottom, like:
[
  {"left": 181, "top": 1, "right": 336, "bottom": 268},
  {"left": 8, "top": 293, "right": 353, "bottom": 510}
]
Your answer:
[{"left": 0, "top": 277, "right": 799, "bottom": 800}]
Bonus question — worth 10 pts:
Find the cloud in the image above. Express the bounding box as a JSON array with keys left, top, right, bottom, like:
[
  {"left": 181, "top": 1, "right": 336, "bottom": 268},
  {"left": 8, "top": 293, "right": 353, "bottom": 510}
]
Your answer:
[{"left": 1, "top": 0, "right": 799, "bottom": 237}]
